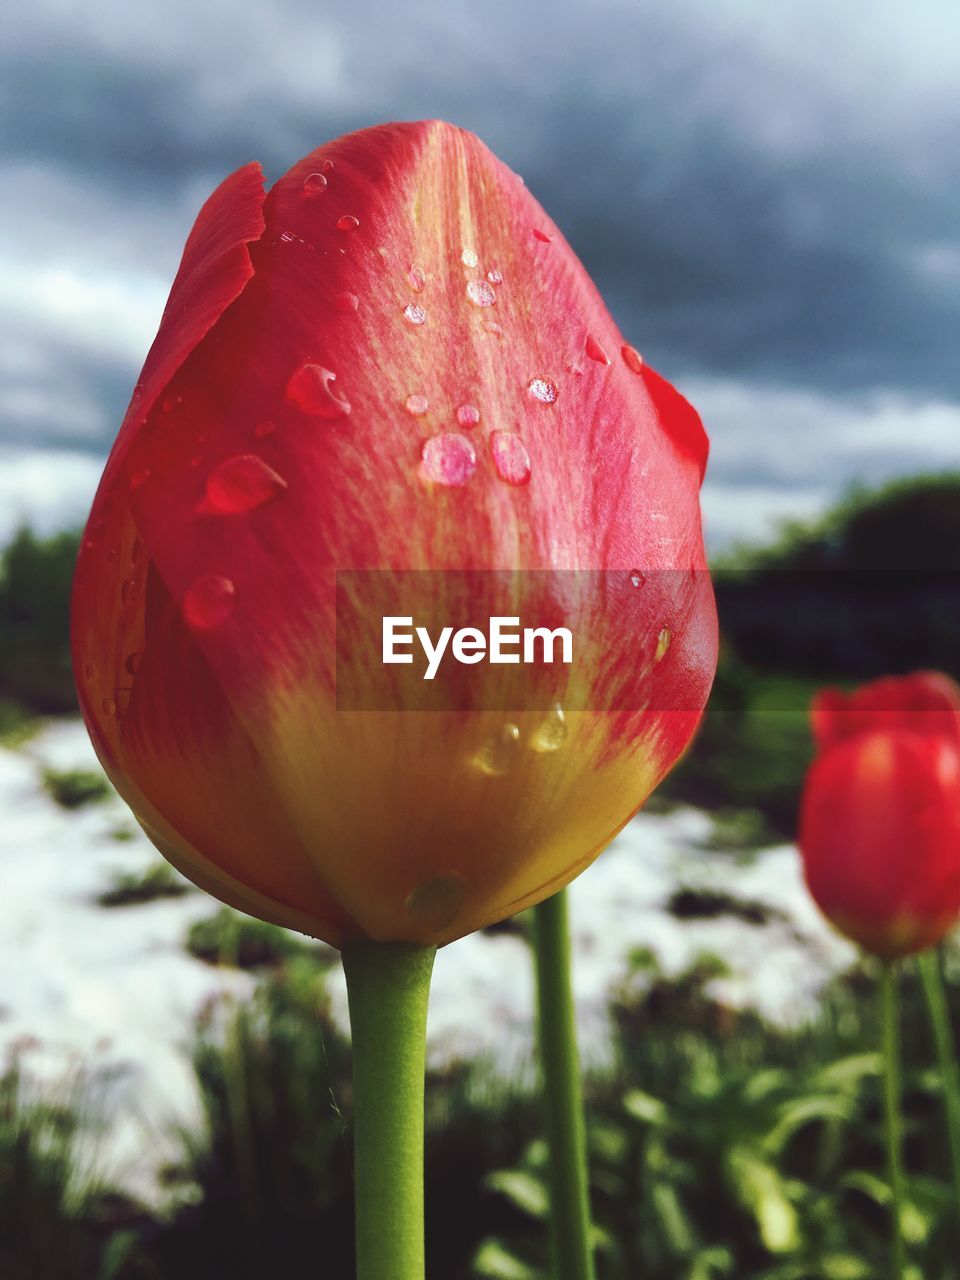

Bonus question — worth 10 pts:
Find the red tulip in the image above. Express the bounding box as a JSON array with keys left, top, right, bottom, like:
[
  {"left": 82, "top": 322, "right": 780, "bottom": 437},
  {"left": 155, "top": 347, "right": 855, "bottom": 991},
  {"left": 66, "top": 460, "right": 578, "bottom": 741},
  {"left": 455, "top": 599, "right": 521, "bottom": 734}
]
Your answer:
[
  {"left": 812, "top": 670, "right": 960, "bottom": 752},
  {"left": 72, "top": 120, "right": 717, "bottom": 947},
  {"left": 800, "top": 672, "right": 960, "bottom": 957}
]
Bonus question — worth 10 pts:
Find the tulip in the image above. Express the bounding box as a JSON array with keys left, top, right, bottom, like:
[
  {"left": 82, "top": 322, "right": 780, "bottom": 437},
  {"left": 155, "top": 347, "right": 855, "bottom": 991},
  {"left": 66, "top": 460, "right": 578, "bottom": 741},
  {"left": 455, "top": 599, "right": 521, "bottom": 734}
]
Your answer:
[
  {"left": 72, "top": 121, "right": 717, "bottom": 1280},
  {"left": 799, "top": 673, "right": 960, "bottom": 1275}
]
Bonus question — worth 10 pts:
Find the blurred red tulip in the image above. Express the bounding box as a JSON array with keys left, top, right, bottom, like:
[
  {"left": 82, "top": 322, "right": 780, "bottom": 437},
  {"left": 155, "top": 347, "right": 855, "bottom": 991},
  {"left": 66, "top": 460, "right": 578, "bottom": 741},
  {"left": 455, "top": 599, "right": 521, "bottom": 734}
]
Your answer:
[
  {"left": 72, "top": 121, "right": 717, "bottom": 947},
  {"left": 812, "top": 670, "right": 960, "bottom": 753},
  {"left": 801, "top": 673, "right": 960, "bottom": 957}
]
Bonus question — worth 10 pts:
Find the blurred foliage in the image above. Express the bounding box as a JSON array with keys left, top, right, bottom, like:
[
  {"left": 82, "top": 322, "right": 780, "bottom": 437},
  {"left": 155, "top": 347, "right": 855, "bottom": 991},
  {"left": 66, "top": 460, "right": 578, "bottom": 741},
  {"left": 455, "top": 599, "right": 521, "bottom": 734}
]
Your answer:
[
  {"left": 184, "top": 907, "right": 337, "bottom": 971},
  {"left": 0, "top": 526, "right": 80, "bottom": 715},
  {"left": 43, "top": 765, "right": 112, "bottom": 809},
  {"left": 97, "top": 861, "right": 191, "bottom": 908},
  {"left": 3, "top": 950, "right": 960, "bottom": 1279},
  {"left": 0, "top": 1060, "right": 147, "bottom": 1280}
]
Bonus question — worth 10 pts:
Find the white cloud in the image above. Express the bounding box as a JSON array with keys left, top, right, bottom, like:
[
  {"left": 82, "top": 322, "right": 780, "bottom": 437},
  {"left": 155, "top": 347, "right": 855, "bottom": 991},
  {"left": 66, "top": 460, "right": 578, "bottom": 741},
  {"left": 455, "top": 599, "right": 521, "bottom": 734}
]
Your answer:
[{"left": 0, "top": 448, "right": 103, "bottom": 544}]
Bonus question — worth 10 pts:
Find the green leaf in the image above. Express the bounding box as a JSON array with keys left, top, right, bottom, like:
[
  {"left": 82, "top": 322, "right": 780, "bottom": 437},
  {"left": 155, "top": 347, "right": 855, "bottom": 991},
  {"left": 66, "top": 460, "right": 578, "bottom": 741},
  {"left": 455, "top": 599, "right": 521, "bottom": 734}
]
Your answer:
[
  {"left": 472, "top": 1239, "right": 542, "bottom": 1280},
  {"left": 624, "top": 1089, "right": 669, "bottom": 1126},
  {"left": 484, "top": 1169, "right": 549, "bottom": 1220}
]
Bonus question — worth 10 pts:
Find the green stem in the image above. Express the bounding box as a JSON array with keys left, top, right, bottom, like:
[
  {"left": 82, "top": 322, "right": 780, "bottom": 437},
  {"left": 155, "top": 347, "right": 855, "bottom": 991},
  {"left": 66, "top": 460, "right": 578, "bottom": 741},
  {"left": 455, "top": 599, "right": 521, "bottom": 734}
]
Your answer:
[
  {"left": 533, "top": 889, "right": 596, "bottom": 1280},
  {"left": 343, "top": 942, "right": 436, "bottom": 1280},
  {"left": 918, "top": 947, "right": 960, "bottom": 1217},
  {"left": 881, "top": 961, "right": 907, "bottom": 1280}
]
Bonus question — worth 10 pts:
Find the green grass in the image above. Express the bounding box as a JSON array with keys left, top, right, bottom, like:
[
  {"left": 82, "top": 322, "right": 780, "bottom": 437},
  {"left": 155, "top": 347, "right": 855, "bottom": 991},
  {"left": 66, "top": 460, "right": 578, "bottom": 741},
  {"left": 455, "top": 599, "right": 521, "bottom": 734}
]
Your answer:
[
  {"left": 97, "top": 861, "right": 191, "bottom": 908},
  {"left": 43, "top": 767, "right": 112, "bottom": 809},
  {"left": 184, "top": 906, "right": 337, "bottom": 970}
]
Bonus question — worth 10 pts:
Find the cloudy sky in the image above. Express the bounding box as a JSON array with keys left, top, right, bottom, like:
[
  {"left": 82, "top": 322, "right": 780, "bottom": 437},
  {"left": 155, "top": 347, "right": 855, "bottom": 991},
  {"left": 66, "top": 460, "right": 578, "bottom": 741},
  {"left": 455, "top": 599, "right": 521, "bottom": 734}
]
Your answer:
[{"left": 2, "top": 0, "right": 958, "bottom": 549}]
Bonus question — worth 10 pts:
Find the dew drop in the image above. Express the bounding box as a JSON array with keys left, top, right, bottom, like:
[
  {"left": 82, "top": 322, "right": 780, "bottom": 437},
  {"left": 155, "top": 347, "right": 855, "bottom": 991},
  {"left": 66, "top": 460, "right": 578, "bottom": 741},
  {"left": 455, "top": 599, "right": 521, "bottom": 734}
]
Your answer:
[
  {"left": 490, "top": 431, "right": 532, "bottom": 486},
  {"left": 106, "top": 548, "right": 118, "bottom": 563},
  {"left": 487, "top": 268, "right": 503, "bottom": 285},
  {"left": 466, "top": 279, "right": 496, "bottom": 307},
  {"left": 404, "top": 303, "right": 427, "bottom": 326},
  {"left": 319, "top": 158, "right": 334, "bottom": 174},
  {"left": 630, "top": 569, "right": 645, "bottom": 589},
  {"left": 101, "top": 697, "right": 116, "bottom": 717},
  {"left": 528, "top": 377, "right": 558, "bottom": 404},
  {"left": 585, "top": 335, "right": 610, "bottom": 365},
  {"left": 336, "top": 215, "right": 360, "bottom": 232},
  {"left": 461, "top": 247, "right": 479, "bottom": 268},
  {"left": 204, "top": 454, "right": 288, "bottom": 515},
  {"left": 285, "top": 362, "right": 351, "bottom": 418},
  {"left": 483, "top": 320, "right": 502, "bottom": 336},
  {"left": 302, "top": 172, "right": 328, "bottom": 196},
  {"left": 114, "top": 688, "right": 132, "bottom": 719},
  {"left": 125, "top": 651, "right": 143, "bottom": 676},
  {"left": 404, "top": 872, "right": 466, "bottom": 933},
  {"left": 184, "top": 575, "right": 236, "bottom": 630},
  {"left": 655, "top": 627, "right": 672, "bottom": 662},
  {"left": 533, "top": 228, "right": 552, "bottom": 243},
  {"left": 254, "top": 419, "right": 277, "bottom": 439},
  {"left": 120, "top": 578, "right": 139, "bottom": 606},
  {"left": 279, "top": 230, "right": 295, "bottom": 243},
  {"left": 408, "top": 265, "right": 426, "bottom": 292},
  {"left": 405, "top": 394, "right": 429, "bottom": 417},
  {"left": 335, "top": 291, "right": 359, "bottom": 312},
  {"left": 531, "top": 703, "right": 567, "bottom": 753},
  {"left": 621, "top": 344, "right": 644, "bottom": 374},
  {"left": 419, "top": 433, "right": 476, "bottom": 487},
  {"left": 456, "top": 403, "right": 481, "bottom": 428},
  {"left": 84, "top": 663, "right": 95, "bottom": 681},
  {"left": 474, "top": 723, "right": 522, "bottom": 776}
]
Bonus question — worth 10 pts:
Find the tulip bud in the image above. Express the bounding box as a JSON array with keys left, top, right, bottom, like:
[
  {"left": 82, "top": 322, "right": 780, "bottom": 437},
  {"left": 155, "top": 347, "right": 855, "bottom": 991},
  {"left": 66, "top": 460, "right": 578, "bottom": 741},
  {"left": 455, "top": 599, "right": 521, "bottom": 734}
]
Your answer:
[
  {"left": 800, "top": 730, "right": 960, "bottom": 958},
  {"left": 72, "top": 121, "right": 717, "bottom": 946},
  {"left": 812, "top": 670, "right": 960, "bottom": 753}
]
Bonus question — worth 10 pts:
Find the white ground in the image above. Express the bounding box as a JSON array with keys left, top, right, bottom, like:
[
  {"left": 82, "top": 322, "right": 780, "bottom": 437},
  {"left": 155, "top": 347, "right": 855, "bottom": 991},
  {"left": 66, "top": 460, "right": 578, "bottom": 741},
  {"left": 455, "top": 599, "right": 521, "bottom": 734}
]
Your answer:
[{"left": 0, "top": 719, "right": 856, "bottom": 1200}]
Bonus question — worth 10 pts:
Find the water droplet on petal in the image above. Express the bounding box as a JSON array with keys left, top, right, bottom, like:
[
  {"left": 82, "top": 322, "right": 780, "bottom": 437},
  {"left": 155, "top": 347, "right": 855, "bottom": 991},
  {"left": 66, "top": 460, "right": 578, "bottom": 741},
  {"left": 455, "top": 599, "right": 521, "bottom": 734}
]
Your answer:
[
  {"left": 461, "top": 247, "right": 479, "bottom": 268},
  {"left": 336, "top": 215, "right": 360, "bottom": 232},
  {"left": 621, "top": 344, "right": 644, "bottom": 374},
  {"left": 254, "top": 419, "right": 277, "bottom": 439},
  {"left": 405, "top": 872, "right": 466, "bottom": 933},
  {"left": 302, "top": 172, "right": 328, "bottom": 196},
  {"left": 419, "top": 434, "right": 476, "bottom": 487},
  {"left": 528, "top": 377, "right": 558, "bottom": 404},
  {"left": 319, "top": 158, "right": 334, "bottom": 174},
  {"left": 120, "top": 578, "right": 139, "bottom": 606},
  {"left": 286, "top": 362, "right": 351, "bottom": 418},
  {"left": 533, "top": 228, "right": 552, "bottom": 243},
  {"left": 655, "top": 627, "right": 671, "bottom": 662},
  {"left": 204, "top": 454, "right": 288, "bottom": 515},
  {"left": 125, "top": 651, "right": 143, "bottom": 675},
  {"left": 279, "top": 230, "right": 295, "bottom": 243},
  {"left": 114, "top": 688, "right": 132, "bottom": 719},
  {"left": 101, "top": 697, "right": 116, "bottom": 717},
  {"left": 483, "top": 320, "right": 502, "bottom": 336},
  {"left": 585, "top": 335, "right": 610, "bottom": 365},
  {"left": 466, "top": 279, "right": 496, "bottom": 307},
  {"left": 532, "top": 703, "right": 567, "bottom": 753},
  {"left": 184, "top": 575, "right": 236, "bottom": 630},
  {"left": 474, "top": 723, "right": 522, "bottom": 776},
  {"left": 630, "top": 569, "right": 645, "bottom": 589},
  {"left": 490, "top": 432, "right": 532, "bottom": 486},
  {"left": 405, "top": 394, "right": 429, "bottom": 417},
  {"left": 456, "top": 403, "right": 481, "bottom": 428},
  {"left": 84, "top": 663, "right": 95, "bottom": 681},
  {"left": 487, "top": 268, "right": 503, "bottom": 285},
  {"left": 404, "top": 303, "right": 427, "bottom": 326},
  {"left": 335, "top": 291, "right": 359, "bottom": 313},
  {"left": 408, "top": 265, "right": 426, "bottom": 292}
]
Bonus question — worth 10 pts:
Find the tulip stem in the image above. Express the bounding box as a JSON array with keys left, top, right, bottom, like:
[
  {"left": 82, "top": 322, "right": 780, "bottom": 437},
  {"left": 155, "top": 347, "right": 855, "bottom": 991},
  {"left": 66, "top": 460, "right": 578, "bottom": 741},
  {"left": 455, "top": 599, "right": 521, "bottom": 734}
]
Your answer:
[
  {"left": 343, "top": 942, "right": 436, "bottom": 1280},
  {"left": 918, "top": 947, "right": 960, "bottom": 1218},
  {"left": 533, "top": 889, "right": 596, "bottom": 1280},
  {"left": 880, "top": 960, "right": 907, "bottom": 1280}
]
